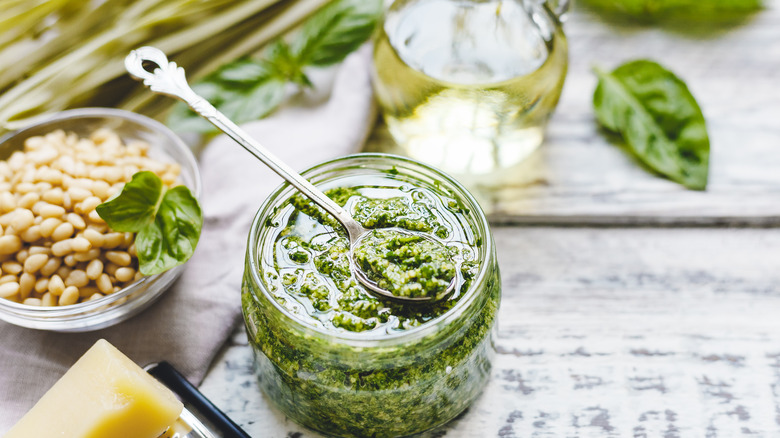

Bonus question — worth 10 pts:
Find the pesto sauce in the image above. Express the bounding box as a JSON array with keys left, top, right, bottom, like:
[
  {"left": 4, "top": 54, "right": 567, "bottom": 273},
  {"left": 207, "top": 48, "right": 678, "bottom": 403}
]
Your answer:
[
  {"left": 353, "top": 229, "right": 456, "bottom": 298},
  {"left": 268, "top": 183, "right": 479, "bottom": 333}
]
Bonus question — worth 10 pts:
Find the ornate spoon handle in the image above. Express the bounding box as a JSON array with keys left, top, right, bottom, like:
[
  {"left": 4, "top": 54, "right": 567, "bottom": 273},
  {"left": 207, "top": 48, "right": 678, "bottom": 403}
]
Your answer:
[{"left": 124, "top": 46, "right": 362, "bottom": 239}]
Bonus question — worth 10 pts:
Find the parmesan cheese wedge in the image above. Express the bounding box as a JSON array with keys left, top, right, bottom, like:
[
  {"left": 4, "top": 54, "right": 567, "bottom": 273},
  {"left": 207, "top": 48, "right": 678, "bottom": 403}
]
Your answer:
[{"left": 6, "top": 339, "right": 183, "bottom": 438}]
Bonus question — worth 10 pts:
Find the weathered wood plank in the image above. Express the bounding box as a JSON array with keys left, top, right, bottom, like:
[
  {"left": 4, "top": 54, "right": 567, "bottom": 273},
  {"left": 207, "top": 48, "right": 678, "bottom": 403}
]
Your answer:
[
  {"left": 364, "top": 5, "right": 780, "bottom": 225},
  {"left": 200, "top": 227, "right": 780, "bottom": 437}
]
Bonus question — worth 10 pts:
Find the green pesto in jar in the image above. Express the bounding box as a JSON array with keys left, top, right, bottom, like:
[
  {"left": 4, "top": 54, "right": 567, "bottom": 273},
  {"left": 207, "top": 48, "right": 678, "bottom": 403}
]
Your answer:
[
  {"left": 262, "top": 178, "right": 480, "bottom": 333},
  {"left": 353, "top": 228, "right": 456, "bottom": 298}
]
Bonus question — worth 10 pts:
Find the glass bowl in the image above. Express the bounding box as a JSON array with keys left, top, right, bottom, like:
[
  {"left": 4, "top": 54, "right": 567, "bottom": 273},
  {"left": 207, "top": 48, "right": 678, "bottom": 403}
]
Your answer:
[
  {"left": 0, "top": 108, "right": 201, "bottom": 332},
  {"left": 242, "top": 154, "right": 501, "bottom": 437}
]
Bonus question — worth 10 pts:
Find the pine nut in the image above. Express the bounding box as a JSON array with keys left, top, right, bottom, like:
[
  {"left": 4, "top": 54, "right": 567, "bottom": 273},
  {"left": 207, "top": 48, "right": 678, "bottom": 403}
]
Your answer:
[
  {"left": 11, "top": 209, "right": 34, "bottom": 232},
  {"left": 55, "top": 266, "right": 71, "bottom": 280},
  {"left": 73, "top": 248, "right": 100, "bottom": 262},
  {"left": 1, "top": 261, "right": 22, "bottom": 275},
  {"left": 104, "top": 263, "right": 118, "bottom": 277},
  {"left": 15, "top": 182, "right": 36, "bottom": 194},
  {"left": 88, "top": 292, "right": 104, "bottom": 301},
  {"left": 70, "top": 237, "right": 91, "bottom": 252},
  {"left": 19, "top": 225, "right": 42, "bottom": 243},
  {"left": 19, "top": 272, "right": 34, "bottom": 300},
  {"left": 39, "top": 203, "right": 66, "bottom": 219},
  {"left": 0, "top": 211, "right": 15, "bottom": 228},
  {"left": 40, "top": 257, "right": 62, "bottom": 277},
  {"left": 79, "top": 286, "right": 101, "bottom": 298},
  {"left": 65, "top": 269, "right": 89, "bottom": 288},
  {"left": 66, "top": 212, "right": 86, "bottom": 230},
  {"left": 86, "top": 259, "right": 103, "bottom": 280},
  {"left": 103, "top": 233, "right": 124, "bottom": 248},
  {"left": 67, "top": 187, "right": 92, "bottom": 202},
  {"left": 88, "top": 210, "right": 104, "bottom": 223},
  {"left": 115, "top": 267, "right": 135, "bottom": 282},
  {"left": 61, "top": 192, "right": 72, "bottom": 209},
  {"left": 87, "top": 223, "right": 108, "bottom": 234},
  {"left": 48, "top": 274, "right": 66, "bottom": 296},
  {"left": 34, "top": 278, "right": 49, "bottom": 293},
  {"left": 91, "top": 180, "right": 110, "bottom": 199},
  {"left": 39, "top": 168, "right": 63, "bottom": 185},
  {"left": 52, "top": 222, "right": 75, "bottom": 241},
  {"left": 0, "top": 282, "right": 20, "bottom": 298},
  {"left": 23, "top": 297, "right": 41, "bottom": 306},
  {"left": 28, "top": 246, "right": 49, "bottom": 256},
  {"left": 58, "top": 286, "right": 79, "bottom": 306},
  {"left": 42, "top": 188, "right": 65, "bottom": 206},
  {"left": 83, "top": 228, "right": 105, "bottom": 247},
  {"left": 39, "top": 217, "right": 62, "bottom": 238},
  {"left": 0, "top": 192, "right": 16, "bottom": 213},
  {"left": 0, "top": 235, "right": 22, "bottom": 255},
  {"left": 105, "top": 251, "right": 131, "bottom": 266},
  {"left": 77, "top": 196, "right": 102, "bottom": 214},
  {"left": 0, "top": 275, "right": 18, "bottom": 285},
  {"left": 63, "top": 254, "right": 77, "bottom": 267},
  {"left": 23, "top": 253, "right": 48, "bottom": 274},
  {"left": 15, "top": 248, "right": 28, "bottom": 264},
  {"left": 18, "top": 192, "right": 40, "bottom": 210},
  {"left": 41, "top": 292, "right": 57, "bottom": 307},
  {"left": 96, "top": 273, "right": 112, "bottom": 294},
  {"left": 51, "top": 239, "right": 73, "bottom": 257}
]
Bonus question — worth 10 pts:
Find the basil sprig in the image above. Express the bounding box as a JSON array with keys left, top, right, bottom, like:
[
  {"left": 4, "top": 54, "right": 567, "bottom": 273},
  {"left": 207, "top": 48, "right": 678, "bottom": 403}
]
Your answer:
[
  {"left": 580, "top": 0, "right": 762, "bottom": 24},
  {"left": 96, "top": 171, "right": 203, "bottom": 275},
  {"left": 167, "top": 0, "right": 381, "bottom": 134},
  {"left": 593, "top": 60, "right": 710, "bottom": 190}
]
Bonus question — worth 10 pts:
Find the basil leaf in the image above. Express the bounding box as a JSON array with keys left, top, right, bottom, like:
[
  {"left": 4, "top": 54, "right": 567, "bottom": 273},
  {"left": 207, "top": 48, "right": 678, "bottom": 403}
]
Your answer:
[
  {"left": 167, "top": 59, "right": 286, "bottom": 134},
  {"left": 593, "top": 60, "right": 710, "bottom": 190},
  {"left": 95, "top": 171, "right": 162, "bottom": 232},
  {"left": 97, "top": 172, "right": 203, "bottom": 276},
  {"left": 218, "top": 58, "right": 275, "bottom": 84},
  {"left": 581, "top": 0, "right": 762, "bottom": 23},
  {"left": 218, "top": 77, "right": 288, "bottom": 124},
  {"left": 291, "top": 0, "right": 382, "bottom": 67},
  {"left": 136, "top": 186, "right": 203, "bottom": 275}
]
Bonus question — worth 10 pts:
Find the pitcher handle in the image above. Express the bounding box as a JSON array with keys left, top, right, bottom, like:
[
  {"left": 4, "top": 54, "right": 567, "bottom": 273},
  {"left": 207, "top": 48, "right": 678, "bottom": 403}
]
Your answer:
[{"left": 547, "top": 0, "right": 570, "bottom": 21}]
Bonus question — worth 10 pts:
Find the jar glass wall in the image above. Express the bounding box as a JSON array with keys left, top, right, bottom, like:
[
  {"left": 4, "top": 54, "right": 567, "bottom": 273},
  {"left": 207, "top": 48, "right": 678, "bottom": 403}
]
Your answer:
[{"left": 242, "top": 154, "right": 501, "bottom": 437}]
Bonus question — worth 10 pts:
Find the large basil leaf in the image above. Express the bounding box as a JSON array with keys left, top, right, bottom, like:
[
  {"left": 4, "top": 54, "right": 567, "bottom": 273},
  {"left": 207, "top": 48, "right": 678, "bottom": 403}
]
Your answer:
[
  {"left": 581, "top": 0, "right": 762, "bottom": 23},
  {"left": 593, "top": 60, "right": 710, "bottom": 190},
  {"left": 95, "top": 171, "right": 162, "bottom": 231},
  {"left": 135, "top": 186, "right": 202, "bottom": 275}
]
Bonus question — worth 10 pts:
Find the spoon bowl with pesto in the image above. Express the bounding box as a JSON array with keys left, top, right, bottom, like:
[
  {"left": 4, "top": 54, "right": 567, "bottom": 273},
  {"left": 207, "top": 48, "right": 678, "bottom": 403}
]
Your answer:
[{"left": 125, "top": 46, "right": 456, "bottom": 303}]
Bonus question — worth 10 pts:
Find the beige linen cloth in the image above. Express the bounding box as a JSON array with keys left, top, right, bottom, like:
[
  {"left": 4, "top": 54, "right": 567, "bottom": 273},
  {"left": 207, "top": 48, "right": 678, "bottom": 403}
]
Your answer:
[{"left": 0, "top": 47, "right": 375, "bottom": 431}]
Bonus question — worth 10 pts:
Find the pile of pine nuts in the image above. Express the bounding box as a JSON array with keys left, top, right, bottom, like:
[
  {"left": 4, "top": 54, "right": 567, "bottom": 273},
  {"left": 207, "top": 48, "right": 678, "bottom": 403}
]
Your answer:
[{"left": 0, "top": 129, "right": 180, "bottom": 307}]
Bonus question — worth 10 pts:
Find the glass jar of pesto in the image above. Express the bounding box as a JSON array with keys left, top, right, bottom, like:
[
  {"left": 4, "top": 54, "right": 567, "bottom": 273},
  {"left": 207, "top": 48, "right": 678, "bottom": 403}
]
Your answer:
[{"left": 242, "top": 154, "right": 500, "bottom": 437}]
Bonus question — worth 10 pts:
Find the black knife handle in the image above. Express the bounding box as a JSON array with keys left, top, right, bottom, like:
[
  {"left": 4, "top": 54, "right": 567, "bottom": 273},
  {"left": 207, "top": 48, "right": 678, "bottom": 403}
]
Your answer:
[{"left": 146, "top": 361, "right": 251, "bottom": 438}]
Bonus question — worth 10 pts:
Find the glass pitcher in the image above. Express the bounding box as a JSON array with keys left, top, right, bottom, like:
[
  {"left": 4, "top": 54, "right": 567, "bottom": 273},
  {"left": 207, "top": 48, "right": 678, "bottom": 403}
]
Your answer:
[{"left": 371, "top": 0, "right": 569, "bottom": 180}]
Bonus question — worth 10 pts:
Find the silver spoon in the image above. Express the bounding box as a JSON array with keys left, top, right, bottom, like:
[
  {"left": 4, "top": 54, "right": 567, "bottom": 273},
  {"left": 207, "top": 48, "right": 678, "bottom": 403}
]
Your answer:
[{"left": 124, "top": 46, "right": 456, "bottom": 304}]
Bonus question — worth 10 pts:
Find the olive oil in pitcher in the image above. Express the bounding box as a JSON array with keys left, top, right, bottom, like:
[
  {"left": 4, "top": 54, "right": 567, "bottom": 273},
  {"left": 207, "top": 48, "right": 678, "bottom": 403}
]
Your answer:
[{"left": 372, "top": 0, "right": 568, "bottom": 177}]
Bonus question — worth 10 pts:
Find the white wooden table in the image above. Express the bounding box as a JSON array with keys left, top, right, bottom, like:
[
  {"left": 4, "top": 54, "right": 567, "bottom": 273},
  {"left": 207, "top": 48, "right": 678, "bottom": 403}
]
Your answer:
[{"left": 200, "top": 3, "right": 780, "bottom": 436}]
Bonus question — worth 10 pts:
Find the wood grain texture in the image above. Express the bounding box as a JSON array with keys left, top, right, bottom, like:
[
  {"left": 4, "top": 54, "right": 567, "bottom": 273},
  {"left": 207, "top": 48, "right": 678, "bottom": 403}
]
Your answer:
[
  {"left": 200, "top": 227, "right": 780, "bottom": 437},
  {"left": 364, "top": 3, "right": 780, "bottom": 225}
]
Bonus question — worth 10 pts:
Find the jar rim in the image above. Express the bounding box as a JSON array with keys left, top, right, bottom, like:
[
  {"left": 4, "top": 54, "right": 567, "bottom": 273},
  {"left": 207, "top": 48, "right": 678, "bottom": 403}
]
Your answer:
[{"left": 246, "top": 153, "right": 495, "bottom": 347}]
